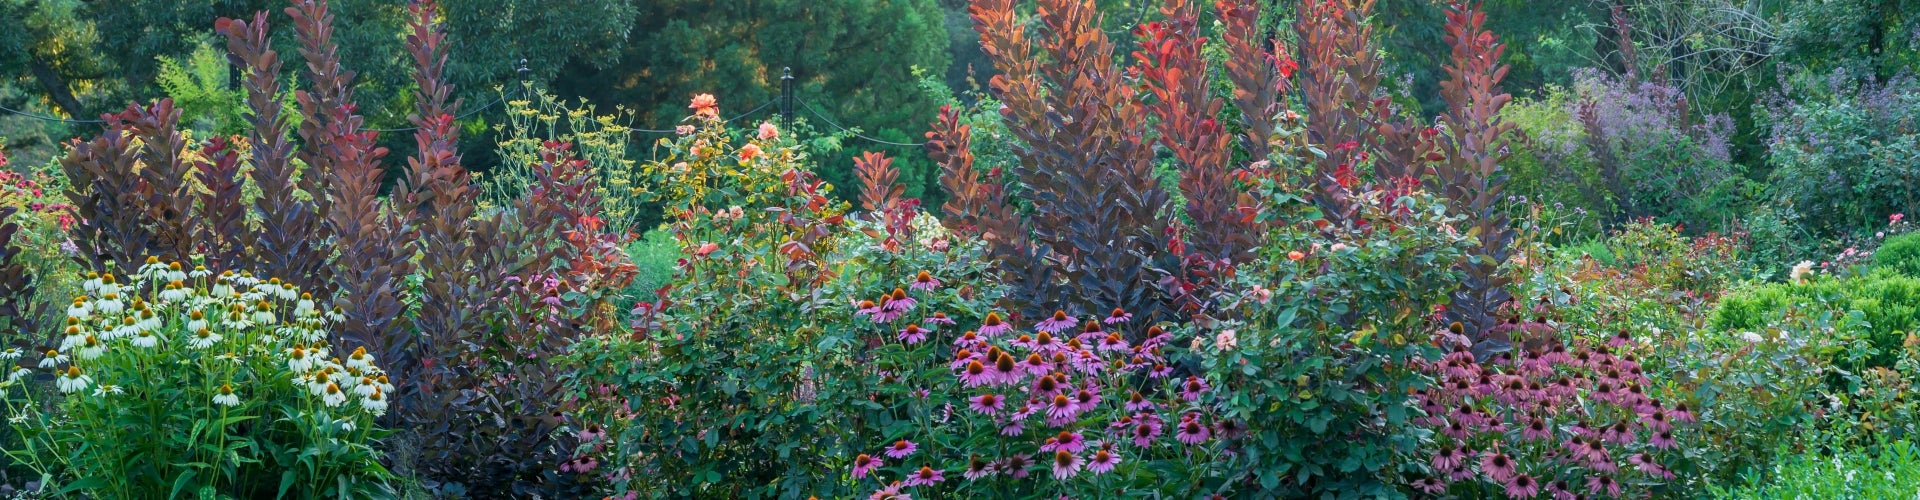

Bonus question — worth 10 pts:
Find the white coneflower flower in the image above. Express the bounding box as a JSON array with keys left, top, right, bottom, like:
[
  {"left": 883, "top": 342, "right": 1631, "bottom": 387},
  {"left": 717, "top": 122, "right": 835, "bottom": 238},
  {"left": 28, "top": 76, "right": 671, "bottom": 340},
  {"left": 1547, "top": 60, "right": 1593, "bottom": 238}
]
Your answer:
[
  {"left": 109, "top": 316, "right": 138, "bottom": 340},
  {"left": 186, "top": 310, "right": 208, "bottom": 332},
  {"left": 213, "top": 384, "right": 240, "bottom": 407},
  {"left": 376, "top": 375, "right": 395, "bottom": 396},
  {"left": 188, "top": 264, "right": 212, "bottom": 279},
  {"left": 345, "top": 347, "right": 374, "bottom": 371},
  {"left": 82, "top": 272, "right": 102, "bottom": 293},
  {"left": 295, "top": 294, "right": 315, "bottom": 316},
  {"left": 66, "top": 298, "right": 91, "bottom": 320},
  {"left": 308, "top": 371, "right": 334, "bottom": 395},
  {"left": 287, "top": 347, "right": 313, "bottom": 373},
  {"left": 251, "top": 301, "right": 277, "bottom": 325},
  {"left": 95, "top": 293, "right": 124, "bottom": 316},
  {"left": 6, "top": 368, "right": 31, "bottom": 383},
  {"left": 0, "top": 347, "right": 20, "bottom": 361},
  {"left": 138, "top": 256, "right": 167, "bottom": 280},
  {"left": 322, "top": 382, "right": 347, "bottom": 407},
  {"left": 159, "top": 281, "right": 189, "bottom": 303},
  {"left": 326, "top": 306, "right": 346, "bottom": 324},
  {"left": 131, "top": 329, "right": 159, "bottom": 348},
  {"left": 165, "top": 262, "right": 187, "bottom": 283},
  {"left": 92, "top": 384, "right": 123, "bottom": 397},
  {"left": 212, "top": 281, "right": 234, "bottom": 298},
  {"left": 38, "top": 350, "right": 67, "bottom": 369},
  {"left": 1790, "top": 260, "right": 1815, "bottom": 283},
  {"left": 188, "top": 328, "right": 221, "bottom": 349},
  {"left": 75, "top": 336, "right": 105, "bottom": 360},
  {"left": 277, "top": 283, "right": 298, "bottom": 301},
  {"left": 354, "top": 376, "right": 379, "bottom": 396},
  {"left": 222, "top": 310, "right": 252, "bottom": 330},
  {"left": 58, "top": 326, "right": 86, "bottom": 351},
  {"left": 362, "top": 389, "right": 388, "bottom": 416},
  {"left": 137, "top": 309, "right": 161, "bottom": 331},
  {"left": 56, "top": 366, "right": 91, "bottom": 393}
]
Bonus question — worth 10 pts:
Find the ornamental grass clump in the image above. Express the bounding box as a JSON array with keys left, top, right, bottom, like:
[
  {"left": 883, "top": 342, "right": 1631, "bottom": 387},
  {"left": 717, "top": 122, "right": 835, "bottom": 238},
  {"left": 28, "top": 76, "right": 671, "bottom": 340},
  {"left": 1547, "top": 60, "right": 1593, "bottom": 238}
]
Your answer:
[{"left": 0, "top": 259, "right": 394, "bottom": 498}]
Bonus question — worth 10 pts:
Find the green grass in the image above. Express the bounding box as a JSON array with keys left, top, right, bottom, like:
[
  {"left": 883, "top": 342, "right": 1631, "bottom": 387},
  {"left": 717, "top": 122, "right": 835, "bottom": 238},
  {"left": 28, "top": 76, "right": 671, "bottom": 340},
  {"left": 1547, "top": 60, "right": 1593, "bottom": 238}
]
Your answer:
[{"left": 1715, "top": 439, "right": 1920, "bottom": 499}]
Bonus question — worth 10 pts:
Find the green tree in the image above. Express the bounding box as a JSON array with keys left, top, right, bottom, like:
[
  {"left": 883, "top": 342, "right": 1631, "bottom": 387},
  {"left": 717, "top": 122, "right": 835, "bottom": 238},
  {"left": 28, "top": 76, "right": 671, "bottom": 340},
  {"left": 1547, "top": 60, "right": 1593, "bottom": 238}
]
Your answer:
[{"left": 551, "top": 0, "right": 951, "bottom": 204}]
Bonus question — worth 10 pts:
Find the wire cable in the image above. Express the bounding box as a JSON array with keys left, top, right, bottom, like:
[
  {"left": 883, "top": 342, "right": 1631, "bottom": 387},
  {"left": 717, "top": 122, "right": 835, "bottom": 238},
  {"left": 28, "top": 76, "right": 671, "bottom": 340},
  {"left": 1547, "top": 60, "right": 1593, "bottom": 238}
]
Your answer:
[
  {"left": 0, "top": 103, "right": 107, "bottom": 124},
  {"left": 797, "top": 98, "right": 925, "bottom": 147},
  {"left": 627, "top": 99, "right": 777, "bottom": 135},
  {"left": 365, "top": 94, "right": 509, "bottom": 133}
]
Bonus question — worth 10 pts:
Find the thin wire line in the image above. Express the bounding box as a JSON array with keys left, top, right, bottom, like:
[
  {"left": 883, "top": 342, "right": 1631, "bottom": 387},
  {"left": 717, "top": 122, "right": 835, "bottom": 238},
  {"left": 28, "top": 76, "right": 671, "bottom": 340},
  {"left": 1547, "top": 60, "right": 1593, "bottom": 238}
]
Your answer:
[
  {"left": 797, "top": 99, "right": 925, "bottom": 147},
  {"left": 365, "top": 94, "right": 508, "bottom": 133},
  {"left": 0, "top": 103, "right": 107, "bottom": 124}
]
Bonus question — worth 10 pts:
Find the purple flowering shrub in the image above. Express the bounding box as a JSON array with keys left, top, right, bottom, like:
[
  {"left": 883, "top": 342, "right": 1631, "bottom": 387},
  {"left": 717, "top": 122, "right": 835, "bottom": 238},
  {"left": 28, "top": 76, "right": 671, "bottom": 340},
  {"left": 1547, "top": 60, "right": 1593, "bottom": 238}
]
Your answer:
[
  {"left": 1568, "top": 70, "right": 1744, "bottom": 226},
  {"left": 1763, "top": 71, "right": 1920, "bottom": 240}
]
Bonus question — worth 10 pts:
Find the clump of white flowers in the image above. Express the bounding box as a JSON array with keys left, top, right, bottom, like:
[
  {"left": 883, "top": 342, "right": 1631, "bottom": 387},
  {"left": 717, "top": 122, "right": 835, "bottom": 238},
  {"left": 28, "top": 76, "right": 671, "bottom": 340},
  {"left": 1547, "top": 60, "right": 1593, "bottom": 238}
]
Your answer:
[{"left": 8, "top": 257, "right": 394, "bottom": 418}]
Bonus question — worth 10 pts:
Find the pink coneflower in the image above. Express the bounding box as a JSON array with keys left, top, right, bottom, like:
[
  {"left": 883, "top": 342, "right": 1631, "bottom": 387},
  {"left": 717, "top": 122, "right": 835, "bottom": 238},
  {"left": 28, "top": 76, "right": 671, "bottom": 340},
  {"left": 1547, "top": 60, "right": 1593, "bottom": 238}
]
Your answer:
[
  {"left": 1000, "top": 420, "right": 1025, "bottom": 436},
  {"left": 1040, "top": 430, "right": 1088, "bottom": 454},
  {"left": 904, "top": 466, "right": 944, "bottom": 486},
  {"left": 1412, "top": 477, "right": 1446, "bottom": 494},
  {"left": 990, "top": 353, "right": 1023, "bottom": 384},
  {"left": 1546, "top": 479, "right": 1574, "bottom": 500},
  {"left": 927, "top": 312, "right": 957, "bottom": 326},
  {"left": 969, "top": 393, "right": 1006, "bottom": 414},
  {"left": 1522, "top": 416, "right": 1553, "bottom": 441},
  {"left": 1049, "top": 450, "right": 1083, "bottom": 479},
  {"left": 1648, "top": 430, "right": 1677, "bottom": 449},
  {"left": 962, "top": 455, "right": 995, "bottom": 480},
  {"left": 1176, "top": 417, "right": 1211, "bottom": 445},
  {"left": 1036, "top": 310, "right": 1076, "bottom": 334},
  {"left": 1506, "top": 474, "right": 1541, "bottom": 498},
  {"left": 1601, "top": 421, "right": 1636, "bottom": 445},
  {"left": 1125, "top": 391, "right": 1155, "bottom": 412},
  {"left": 958, "top": 360, "right": 992, "bottom": 386},
  {"left": 1181, "top": 376, "right": 1210, "bottom": 401},
  {"left": 1431, "top": 446, "right": 1469, "bottom": 471},
  {"left": 885, "top": 439, "right": 918, "bottom": 459},
  {"left": 1021, "top": 353, "right": 1053, "bottom": 376},
  {"left": 1481, "top": 451, "right": 1518, "bottom": 482},
  {"left": 1640, "top": 409, "right": 1671, "bottom": 432},
  {"left": 910, "top": 271, "right": 941, "bottom": 291},
  {"left": 1585, "top": 475, "right": 1622, "bottom": 497},
  {"left": 1149, "top": 363, "right": 1173, "bottom": 378},
  {"left": 1670, "top": 402, "right": 1696, "bottom": 423},
  {"left": 1630, "top": 453, "right": 1673, "bottom": 479},
  {"left": 979, "top": 312, "right": 1013, "bottom": 337},
  {"left": 1448, "top": 465, "right": 1475, "bottom": 482},
  {"left": 1029, "top": 332, "right": 1063, "bottom": 354},
  {"left": 899, "top": 324, "right": 929, "bottom": 344},
  {"left": 1103, "top": 307, "right": 1132, "bottom": 325},
  {"left": 1046, "top": 393, "right": 1080, "bottom": 421},
  {"left": 882, "top": 288, "right": 916, "bottom": 312},
  {"left": 852, "top": 453, "right": 882, "bottom": 479},
  {"left": 855, "top": 300, "right": 881, "bottom": 318},
  {"left": 999, "top": 454, "right": 1033, "bottom": 479},
  {"left": 1096, "top": 333, "right": 1130, "bottom": 352},
  {"left": 868, "top": 481, "right": 908, "bottom": 500},
  {"left": 1086, "top": 448, "right": 1120, "bottom": 474}
]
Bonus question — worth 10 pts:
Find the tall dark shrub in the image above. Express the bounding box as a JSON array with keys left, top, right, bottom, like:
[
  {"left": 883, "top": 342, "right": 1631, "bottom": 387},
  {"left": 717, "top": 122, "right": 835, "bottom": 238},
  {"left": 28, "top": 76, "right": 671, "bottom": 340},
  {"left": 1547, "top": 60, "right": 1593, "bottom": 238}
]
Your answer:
[
  {"left": 1295, "top": 0, "right": 1385, "bottom": 227},
  {"left": 219, "top": 13, "right": 330, "bottom": 290},
  {"left": 1135, "top": 0, "right": 1261, "bottom": 266},
  {"left": 191, "top": 137, "right": 248, "bottom": 271},
  {"left": 60, "top": 110, "right": 148, "bottom": 273},
  {"left": 1431, "top": 1, "right": 1522, "bottom": 347},
  {"left": 0, "top": 207, "right": 35, "bottom": 344}
]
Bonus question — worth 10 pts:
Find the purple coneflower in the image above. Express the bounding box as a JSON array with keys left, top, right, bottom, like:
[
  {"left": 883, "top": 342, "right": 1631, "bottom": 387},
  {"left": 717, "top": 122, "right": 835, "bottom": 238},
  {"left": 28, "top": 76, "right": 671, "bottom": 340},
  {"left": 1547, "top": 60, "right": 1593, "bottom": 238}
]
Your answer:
[
  {"left": 904, "top": 466, "right": 944, "bottom": 486},
  {"left": 1096, "top": 333, "right": 1130, "bottom": 352},
  {"left": 1021, "top": 353, "right": 1053, "bottom": 376},
  {"left": 1049, "top": 450, "right": 1082, "bottom": 479},
  {"left": 969, "top": 393, "right": 1006, "bottom": 414},
  {"left": 962, "top": 455, "right": 995, "bottom": 480},
  {"left": 1648, "top": 430, "right": 1677, "bottom": 449},
  {"left": 1149, "top": 363, "right": 1173, "bottom": 378},
  {"left": 1035, "top": 310, "right": 1076, "bottom": 334},
  {"left": 1176, "top": 417, "right": 1211, "bottom": 445},
  {"left": 1412, "top": 477, "right": 1446, "bottom": 494},
  {"left": 910, "top": 271, "right": 941, "bottom": 291},
  {"left": 1103, "top": 307, "right": 1132, "bottom": 325},
  {"left": 1041, "top": 431, "right": 1086, "bottom": 453},
  {"left": 1546, "top": 479, "right": 1574, "bottom": 500},
  {"left": 999, "top": 454, "right": 1033, "bottom": 479},
  {"left": 882, "top": 288, "right": 916, "bottom": 312},
  {"left": 885, "top": 439, "right": 918, "bottom": 459},
  {"left": 999, "top": 420, "right": 1025, "bottom": 436},
  {"left": 1180, "top": 376, "right": 1209, "bottom": 401},
  {"left": 1522, "top": 416, "right": 1553, "bottom": 441},
  {"left": 1585, "top": 475, "right": 1622, "bottom": 497},
  {"left": 926, "top": 312, "right": 957, "bottom": 325},
  {"left": 1506, "top": 473, "right": 1541, "bottom": 498},
  {"left": 1431, "top": 445, "right": 1468, "bottom": 471},
  {"left": 1481, "top": 450, "right": 1518, "bottom": 482},
  {"left": 852, "top": 453, "right": 882, "bottom": 479},
  {"left": 855, "top": 300, "right": 881, "bottom": 318},
  {"left": 901, "top": 324, "right": 932, "bottom": 344},
  {"left": 1125, "top": 391, "right": 1155, "bottom": 412},
  {"left": 978, "top": 312, "right": 1013, "bottom": 337},
  {"left": 1086, "top": 448, "right": 1120, "bottom": 474},
  {"left": 868, "top": 481, "right": 907, "bottom": 500},
  {"left": 958, "top": 360, "right": 991, "bottom": 387},
  {"left": 1046, "top": 394, "right": 1080, "bottom": 421},
  {"left": 1630, "top": 453, "right": 1673, "bottom": 479}
]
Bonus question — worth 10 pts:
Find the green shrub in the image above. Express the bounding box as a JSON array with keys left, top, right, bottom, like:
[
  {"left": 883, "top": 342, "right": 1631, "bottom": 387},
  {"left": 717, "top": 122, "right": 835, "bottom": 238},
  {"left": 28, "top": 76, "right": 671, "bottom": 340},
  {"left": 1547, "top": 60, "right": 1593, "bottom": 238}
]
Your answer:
[
  {"left": 1875, "top": 232, "right": 1920, "bottom": 277},
  {"left": 1714, "top": 438, "right": 1920, "bottom": 499},
  {"left": 1712, "top": 272, "right": 1920, "bottom": 367}
]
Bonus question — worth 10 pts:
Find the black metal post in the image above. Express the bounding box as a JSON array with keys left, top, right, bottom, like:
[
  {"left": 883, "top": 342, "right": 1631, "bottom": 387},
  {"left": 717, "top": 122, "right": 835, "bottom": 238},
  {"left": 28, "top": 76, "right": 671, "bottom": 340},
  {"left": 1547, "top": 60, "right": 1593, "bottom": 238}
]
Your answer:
[{"left": 780, "top": 67, "right": 795, "bottom": 123}]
